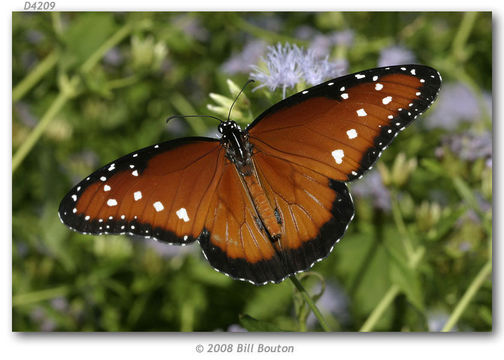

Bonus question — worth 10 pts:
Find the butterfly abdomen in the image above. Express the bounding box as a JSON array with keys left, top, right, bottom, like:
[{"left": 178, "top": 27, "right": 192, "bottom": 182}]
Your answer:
[{"left": 242, "top": 170, "right": 282, "bottom": 240}]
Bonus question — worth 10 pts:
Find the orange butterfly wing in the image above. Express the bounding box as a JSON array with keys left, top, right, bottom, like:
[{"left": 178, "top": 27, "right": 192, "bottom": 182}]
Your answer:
[{"left": 59, "top": 138, "right": 225, "bottom": 244}]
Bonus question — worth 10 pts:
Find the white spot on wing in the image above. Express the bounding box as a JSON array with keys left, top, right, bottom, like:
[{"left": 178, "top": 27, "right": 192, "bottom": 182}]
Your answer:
[
  {"left": 356, "top": 108, "right": 367, "bottom": 117},
  {"left": 134, "top": 191, "right": 142, "bottom": 201},
  {"left": 108, "top": 163, "right": 115, "bottom": 171},
  {"left": 176, "top": 207, "right": 190, "bottom": 222},
  {"left": 107, "top": 199, "right": 118, "bottom": 207},
  {"left": 346, "top": 129, "right": 358, "bottom": 139},
  {"left": 104, "top": 184, "right": 111, "bottom": 192},
  {"left": 341, "top": 93, "right": 349, "bottom": 99},
  {"left": 71, "top": 194, "right": 77, "bottom": 201},
  {"left": 382, "top": 96, "right": 393, "bottom": 105},
  {"left": 153, "top": 201, "right": 164, "bottom": 212},
  {"left": 355, "top": 74, "right": 365, "bottom": 79},
  {"left": 331, "top": 149, "right": 345, "bottom": 164},
  {"left": 132, "top": 170, "right": 138, "bottom": 177},
  {"left": 100, "top": 176, "right": 107, "bottom": 181},
  {"left": 375, "top": 83, "right": 383, "bottom": 91}
]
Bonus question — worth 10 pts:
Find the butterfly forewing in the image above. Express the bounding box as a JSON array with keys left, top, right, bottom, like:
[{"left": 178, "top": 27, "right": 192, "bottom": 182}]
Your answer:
[{"left": 248, "top": 65, "right": 441, "bottom": 181}]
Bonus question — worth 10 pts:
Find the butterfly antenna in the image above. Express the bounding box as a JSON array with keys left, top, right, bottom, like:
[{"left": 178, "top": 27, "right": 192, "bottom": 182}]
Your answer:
[
  {"left": 166, "top": 114, "right": 224, "bottom": 124},
  {"left": 227, "top": 79, "right": 255, "bottom": 121}
]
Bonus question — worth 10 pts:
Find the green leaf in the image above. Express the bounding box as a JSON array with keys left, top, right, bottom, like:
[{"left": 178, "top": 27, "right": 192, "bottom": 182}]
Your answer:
[
  {"left": 420, "top": 158, "right": 446, "bottom": 177},
  {"left": 239, "top": 314, "right": 289, "bottom": 332},
  {"left": 61, "top": 13, "right": 117, "bottom": 69},
  {"left": 427, "top": 206, "right": 468, "bottom": 242},
  {"left": 383, "top": 236, "right": 424, "bottom": 311},
  {"left": 243, "top": 281, "right": 292, "bottom": 319}
]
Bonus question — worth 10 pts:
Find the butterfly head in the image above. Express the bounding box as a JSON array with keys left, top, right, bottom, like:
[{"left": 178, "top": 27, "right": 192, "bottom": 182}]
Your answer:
[{"left": 218, "top": 120, "right": 241, "bottom": 139}]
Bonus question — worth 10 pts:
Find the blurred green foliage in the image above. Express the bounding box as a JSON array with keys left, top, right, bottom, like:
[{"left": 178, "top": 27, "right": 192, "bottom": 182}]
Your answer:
[{"left": 12, "top": 12, "right": 491, "bottom": 331}]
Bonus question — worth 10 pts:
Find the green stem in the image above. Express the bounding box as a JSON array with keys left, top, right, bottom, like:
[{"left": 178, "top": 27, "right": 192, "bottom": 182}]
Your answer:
[
  {"left": 12, "top": 91, "right": 70, "bottom": 173},
  {"left": 106, "top": 74, "right": 140, "bottom": 90},
  {"left": 13, "top": 51, "right": 58, "bottom": 102},
  {"left": 359, "top": 246, "right": 425, "bottom": 332},
  {"left": 289, "top": 276, "right": 331, "bottom": 332},
  {"left": 13, "top": 285, "right": 69, "bottom": 307},
  {"left": 80, "top": 22, "right": 132, "bottom": 74},
  {"left": 390, "top": 191, "right": 415, "bottom": 262},
  {"left": 441, "top": 260, "right": 492, "bottom": 332},
  {"left": 452, "top": 12, "right": 478, "bottom": 62},
  {"left": 360, "top": 284, "right": 400, "bottom": 332}
]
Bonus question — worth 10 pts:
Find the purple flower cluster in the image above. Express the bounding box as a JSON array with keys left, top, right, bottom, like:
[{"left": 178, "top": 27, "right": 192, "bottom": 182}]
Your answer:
[
  {"left": 221, "top": 40, "right": 267, "bottom": 75},
  {"left": 438, "top": 130, "right": 492, "bottom": 165},
  {"left": 250, "top": 43, "right": 347, "bottom": 98},
  {"left": 144, "top": 238, "right": 197, "bottom": 258},
  {"left": 351, "top": 170, "right": 391, "bottom": 211},
  {"left": 426, "top": 82, "right": 492, "bottom": 130},
  {"left": 308, "top": 30, "right": 355, "bottom": 58},
  {"left": 378, "top": 45, "right": 416, "bottom": 67}
]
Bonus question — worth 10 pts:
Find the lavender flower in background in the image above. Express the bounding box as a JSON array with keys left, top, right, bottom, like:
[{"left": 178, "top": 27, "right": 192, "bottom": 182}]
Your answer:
[
  {"left": 174, "top": 15, "right": 209, "bottom": 42},
  {"left": 332, "top": 29, "right": 355, "bottom": 47},
  {"left": 307, "top": 34, "right": 333, "bottom": 58},
  {"left": 308, "top": 30, "right": 355, "bottom": 58},
  {"left": 426, "top": 83, "right": 491, "bottom": 130},
  {"left": 227, "top": 324, "right": 248, "bottom": 332},
  {"left": 378, "top": 45, "right": 416, "bottom": 67},
  {"left": 250, "top": 43, "right": 346, "bottom": 98},
  {"left": 144, "top": 238, "right": 197, "bottom": 258},
  {"left": 438, "top": 130, "right": 492, "bottom": 164},
  {"left": 103, "top": 47, "right": 124, "bottom": 67},
  {"left": 351, "top": 170, "right": 391, "bottom": 211},
  {"left": 50, "top": 297, "right": 69, "bottom": 312},
  {"left": 30, "top": 306, "right": 56, "bottom": 331},
  {"left": 26, "top": 29, "right": 44, "bottom": 44},
  {"left": 427, "top": 310, "right": 456, "bottom": 331},
  {"left": 221, "top": 40, "right": 267, "bottom": 75},
  {"left": 294, "top": 25, "right": 317, "bottom": 40},
  {"left": 15, "top": 101, "right": 38, "bottom": 128}
]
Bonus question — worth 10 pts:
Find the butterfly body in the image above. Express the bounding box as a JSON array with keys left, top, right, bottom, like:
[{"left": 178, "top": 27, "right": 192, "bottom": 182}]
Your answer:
[
  {"left": 59, "top": 64, "right": 441, "bottom": 285},
  {"left": 219, "top": 120, "right": 282, "bottom": 241}
]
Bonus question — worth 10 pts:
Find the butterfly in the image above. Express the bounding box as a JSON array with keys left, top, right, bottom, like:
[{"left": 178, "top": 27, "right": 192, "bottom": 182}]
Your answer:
[{"left": 59, "top": 64, "right": 441, "bottom": 285}]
